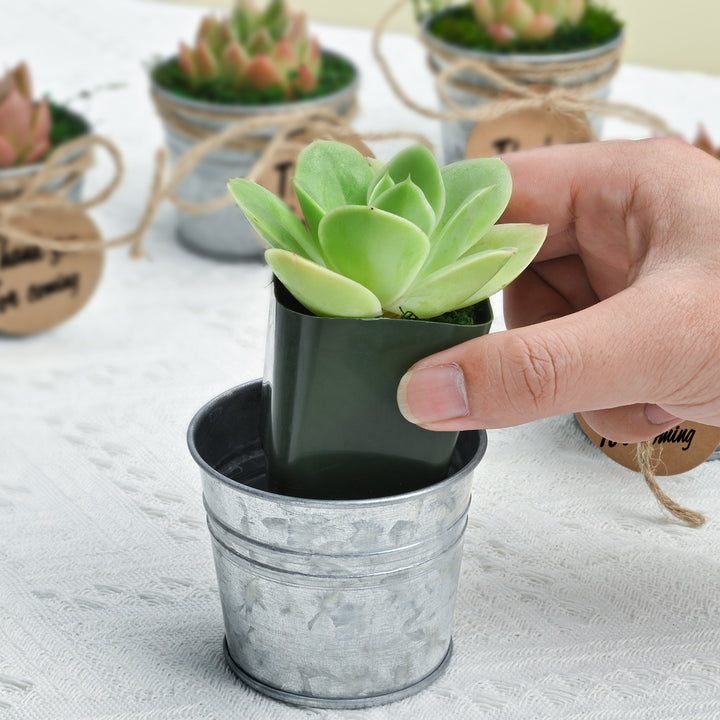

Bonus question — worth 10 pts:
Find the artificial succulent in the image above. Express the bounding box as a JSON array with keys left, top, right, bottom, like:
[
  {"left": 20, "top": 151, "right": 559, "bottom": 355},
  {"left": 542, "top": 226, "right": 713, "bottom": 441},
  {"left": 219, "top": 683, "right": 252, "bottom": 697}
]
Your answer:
[
  {"left": 473, "top": 0, "right": 585, "bottom": 43},
  {"left": 229, "top": 141, "right": 546, "bottom": 319},
  {"left": 178, "top": 0, "right": 321, "bottom": 97},
  {"left": 0, "top": 62, "right": 51, "bottom": 168}
]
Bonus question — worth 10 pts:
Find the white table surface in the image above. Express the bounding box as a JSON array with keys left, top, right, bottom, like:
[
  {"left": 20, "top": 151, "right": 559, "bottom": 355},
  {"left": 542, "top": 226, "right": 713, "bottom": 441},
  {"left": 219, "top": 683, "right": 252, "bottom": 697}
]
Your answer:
[{"left": 2, "top": 1, "right": 720, "bottom": 718}]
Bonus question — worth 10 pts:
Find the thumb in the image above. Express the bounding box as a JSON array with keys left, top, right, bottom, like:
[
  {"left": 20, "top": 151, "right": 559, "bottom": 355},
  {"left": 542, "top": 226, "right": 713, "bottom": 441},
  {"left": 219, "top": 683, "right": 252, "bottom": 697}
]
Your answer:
[{"left": 396, "top": 287, "right": 680, "bottom": 441}]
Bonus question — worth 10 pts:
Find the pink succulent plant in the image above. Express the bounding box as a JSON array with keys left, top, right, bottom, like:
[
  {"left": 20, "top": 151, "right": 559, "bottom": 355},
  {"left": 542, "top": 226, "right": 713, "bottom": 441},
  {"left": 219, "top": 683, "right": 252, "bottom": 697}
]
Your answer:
[
  {"left": 0, "top": 62, "right": 52, "bottom": 168},
  {"left": 178, "top": 0, "right": 322, "bottom": 98},
  {"left": 473, "top": 0, "right": 586, "bottom": 43}
]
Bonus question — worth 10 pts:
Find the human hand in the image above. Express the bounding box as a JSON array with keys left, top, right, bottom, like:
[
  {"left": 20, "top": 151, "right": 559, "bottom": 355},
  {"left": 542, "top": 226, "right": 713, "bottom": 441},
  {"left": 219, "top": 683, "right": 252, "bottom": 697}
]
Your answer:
[{"left": 397, "top": 138, "right": 720, "bottom": 442}]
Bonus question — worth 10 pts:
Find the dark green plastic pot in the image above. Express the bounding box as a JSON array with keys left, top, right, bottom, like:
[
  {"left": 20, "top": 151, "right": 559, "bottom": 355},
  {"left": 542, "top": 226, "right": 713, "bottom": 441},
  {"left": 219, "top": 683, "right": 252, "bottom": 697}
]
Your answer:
[{"left": 262, "top": 280, "right": 493, "bottom": 499}]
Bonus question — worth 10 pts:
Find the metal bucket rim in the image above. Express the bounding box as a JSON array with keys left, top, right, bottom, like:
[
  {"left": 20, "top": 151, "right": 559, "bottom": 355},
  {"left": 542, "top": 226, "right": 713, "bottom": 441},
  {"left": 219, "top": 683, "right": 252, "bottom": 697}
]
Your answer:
[
  {"left": 187, "top": 379, "right": 487, "bottom": 508},
  {"left": 421, "top": 14, "right": 625, "bottom": 66},
  {"left": 149, "top": 51, "right": 360, "bottom": 117}
]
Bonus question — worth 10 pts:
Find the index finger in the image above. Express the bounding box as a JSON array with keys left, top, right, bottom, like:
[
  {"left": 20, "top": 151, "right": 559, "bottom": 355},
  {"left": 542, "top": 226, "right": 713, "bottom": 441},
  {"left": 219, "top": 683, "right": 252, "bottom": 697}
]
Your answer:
[{"left": 498, "top": 138, "right": 643, "bottom": 262}]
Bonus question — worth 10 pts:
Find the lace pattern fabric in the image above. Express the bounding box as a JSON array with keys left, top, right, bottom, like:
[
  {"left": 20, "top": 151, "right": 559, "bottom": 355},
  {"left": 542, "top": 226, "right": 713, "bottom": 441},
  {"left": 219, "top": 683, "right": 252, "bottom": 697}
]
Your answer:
[{"left": 2, "top": 1, "right": 720, "bottom": 717}]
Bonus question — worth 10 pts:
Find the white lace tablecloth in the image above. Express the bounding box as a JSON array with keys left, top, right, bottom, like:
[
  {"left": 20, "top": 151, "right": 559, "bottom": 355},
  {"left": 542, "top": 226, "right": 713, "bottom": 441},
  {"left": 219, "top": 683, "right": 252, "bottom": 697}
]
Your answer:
[{"left": 2, "top": 1, "right": 720, "bottom": 718}]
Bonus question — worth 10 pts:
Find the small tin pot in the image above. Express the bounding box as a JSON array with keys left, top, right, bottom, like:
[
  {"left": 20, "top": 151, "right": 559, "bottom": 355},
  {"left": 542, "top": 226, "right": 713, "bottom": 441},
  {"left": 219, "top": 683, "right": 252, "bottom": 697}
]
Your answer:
[
  {"left": 188, "top": 379, "right": 487, "bottom": 708},
  {"left": 421, "top": 16, "right": 624, "bottom": 163},
  {"left": 151, "top": 54, "right": 359, "bottom": 261}
]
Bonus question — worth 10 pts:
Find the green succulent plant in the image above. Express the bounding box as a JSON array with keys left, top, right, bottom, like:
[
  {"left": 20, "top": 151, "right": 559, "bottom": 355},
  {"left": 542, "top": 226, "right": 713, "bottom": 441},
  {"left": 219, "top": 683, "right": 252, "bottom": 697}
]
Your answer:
[{"left": 228, "top": 141, "right": 547, "bottom": 319}]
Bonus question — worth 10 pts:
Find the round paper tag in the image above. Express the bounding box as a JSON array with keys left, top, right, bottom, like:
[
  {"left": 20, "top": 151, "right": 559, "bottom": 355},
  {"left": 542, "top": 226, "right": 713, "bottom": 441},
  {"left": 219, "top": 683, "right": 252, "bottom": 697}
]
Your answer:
[
  {"left": 466, "top": 107, "right": 593, "bottom": 158},
  {"left": 0, "top": 206, "right": 104, "bottom": 335},
  {"left": 254, "top": 127, "right": 373, "bottom": 220},
  {"left": 577, "top": 413, "right": 720, "bottom": 475}
]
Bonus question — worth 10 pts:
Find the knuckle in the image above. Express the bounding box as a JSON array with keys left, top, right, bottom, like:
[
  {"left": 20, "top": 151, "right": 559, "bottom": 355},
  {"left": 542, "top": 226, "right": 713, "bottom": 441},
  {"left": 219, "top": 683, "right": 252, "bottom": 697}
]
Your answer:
[{"left": 502, "top": 333, "right": 563, "bottom": 412}]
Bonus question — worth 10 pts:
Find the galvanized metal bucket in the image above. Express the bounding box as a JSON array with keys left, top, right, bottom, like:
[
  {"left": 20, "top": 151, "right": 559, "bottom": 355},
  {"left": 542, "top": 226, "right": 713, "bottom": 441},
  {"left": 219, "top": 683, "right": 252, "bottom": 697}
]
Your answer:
[
  {"left": 152, "top": 57, "right": 359, "bottom": 261},
  {"left": 422, "top": 19, "right": 624, "bottom": 163},
  {"left": 187, "top": 379, "right": 487, "bottom": 708}
]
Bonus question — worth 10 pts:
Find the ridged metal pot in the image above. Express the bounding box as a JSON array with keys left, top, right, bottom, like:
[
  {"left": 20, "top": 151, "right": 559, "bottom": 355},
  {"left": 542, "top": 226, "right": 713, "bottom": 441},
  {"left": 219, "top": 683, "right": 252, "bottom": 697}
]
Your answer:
[
  {"left": 151, "top": 54, "right": 359, "bottom": 261},
  {"left": 421, "top": 16, "right": 624, "bottom": 163},
  {"left": 188, "top": 379, "right": 487, "bottom": 708}
]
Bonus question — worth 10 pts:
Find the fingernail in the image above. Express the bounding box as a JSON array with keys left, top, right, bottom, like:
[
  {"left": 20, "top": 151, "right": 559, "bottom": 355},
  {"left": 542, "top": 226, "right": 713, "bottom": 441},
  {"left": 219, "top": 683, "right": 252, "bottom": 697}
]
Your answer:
[
  {"left": 645, "top": 403, "right": 681, "bottom": 425},
  {"left": 397, "top": 363, "right": 469, "bottom": 425}
]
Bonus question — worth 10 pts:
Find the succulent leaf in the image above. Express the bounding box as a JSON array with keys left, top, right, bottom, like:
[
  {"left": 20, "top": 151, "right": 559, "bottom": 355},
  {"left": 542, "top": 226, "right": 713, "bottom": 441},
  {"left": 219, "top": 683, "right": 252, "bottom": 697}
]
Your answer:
[
  {"left": 383, "top": 143, "right": 445, "bottom": 222},
  {"left": 294, "top": 140, "right": 374, "bottom": 213},
  {"left": 292, "top": 178, "right": 326, "bottom": 244},
  {"left": 392, "top": 249, "right": 516, "bottom": 318},
  {"left": 460, "top": 223, "right": 547, "bottom": 302},
  {"left": 421, "top": 157, "right": 511, "bottom": 273},
  {"left": 372, "top": 177, "right": 436, "bottom": 236},
  {"left": 266, "top": 248, "right": 382, "bottom": 318},
  {"left": 227, "top": 178, "right": 322, "bottom": 263},
  {"left": 367, "top": 169, "right": 395, "bottom": 204},
  {"left": 319, "top": 206, "right": 430, "bottom": 306}
]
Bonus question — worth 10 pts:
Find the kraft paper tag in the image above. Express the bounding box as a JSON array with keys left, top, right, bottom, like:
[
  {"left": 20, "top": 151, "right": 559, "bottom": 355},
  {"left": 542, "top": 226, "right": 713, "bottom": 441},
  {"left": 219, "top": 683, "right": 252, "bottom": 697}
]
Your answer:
[
  {"left": 255, "top": 127, "right": 373, "bottom": 220},
  {"left": 0, "top": 206, "right": 103, "bottom": 335},
  {"left": 466, "top": 106, "right": 593, "bottom": 158},
  {"left": 577, "top": 413, "right": 720, "bottom": 476}
]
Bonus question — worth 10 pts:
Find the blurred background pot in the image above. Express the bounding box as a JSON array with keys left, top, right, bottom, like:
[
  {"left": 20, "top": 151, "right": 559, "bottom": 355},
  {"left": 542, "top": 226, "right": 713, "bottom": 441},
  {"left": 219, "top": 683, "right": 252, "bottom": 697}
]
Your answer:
[
  {"left": 263, "top": 278, "right": 493, "bottom": 499},
  {"left": 188, "top": 378, "right": 487, "bottom": 708},
  {"left": 150, "top": 52, "right": 359, "bottom": 261},
  {"left": 421, "top": 13, "right": 624, "bottom": 163}
]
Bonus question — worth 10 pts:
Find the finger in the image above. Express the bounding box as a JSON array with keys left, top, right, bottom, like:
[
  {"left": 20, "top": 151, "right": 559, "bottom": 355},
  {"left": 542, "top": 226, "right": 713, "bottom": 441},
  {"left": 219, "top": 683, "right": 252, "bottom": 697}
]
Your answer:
[
  {"left": 397, "top": 285, "right": 665, "bottom": 432},
  {"left": 504, "top": 255, "right": 599, "bottom": 328}
]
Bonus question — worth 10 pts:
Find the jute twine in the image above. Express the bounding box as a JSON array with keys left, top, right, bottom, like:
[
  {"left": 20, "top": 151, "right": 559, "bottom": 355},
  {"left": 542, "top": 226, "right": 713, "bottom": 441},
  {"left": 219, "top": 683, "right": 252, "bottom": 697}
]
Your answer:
[
  {"left": 636, "top": 441, "right": 706, "bottom": 527},
  {"left": 372, "top": 0, "right": 679, "bottom": 138}
]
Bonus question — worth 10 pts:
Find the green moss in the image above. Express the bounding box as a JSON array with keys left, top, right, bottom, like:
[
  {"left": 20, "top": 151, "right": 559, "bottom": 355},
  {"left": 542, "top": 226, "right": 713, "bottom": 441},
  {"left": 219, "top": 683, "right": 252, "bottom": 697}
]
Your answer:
[
  {"left": 48, "top": 102, "right": 89, "bottom": 148},
  {"left": 151, "top": 50, "right": 356, "bottom": 105},
  {"left": 427, "top": 3, "right": 622, "bottom": 54},
  {"left": 401, "top": 301, "right": 487, "bottom": 325}
]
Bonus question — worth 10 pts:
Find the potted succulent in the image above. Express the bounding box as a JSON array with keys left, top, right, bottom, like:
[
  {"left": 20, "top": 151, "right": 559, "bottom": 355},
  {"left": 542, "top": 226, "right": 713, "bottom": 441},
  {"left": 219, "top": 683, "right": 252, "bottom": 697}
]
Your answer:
[
  {"left": 187, "top": 140, "right": 547, "bottom": 707},
  {"left": 411, "top": 0, "right": 624, "bottom": 161},
  {"left": 0, "top": 62, "right": 90, "bottom": 199},
  {"left": 149, "top": 0, "right": 359, "bottom": 260}
]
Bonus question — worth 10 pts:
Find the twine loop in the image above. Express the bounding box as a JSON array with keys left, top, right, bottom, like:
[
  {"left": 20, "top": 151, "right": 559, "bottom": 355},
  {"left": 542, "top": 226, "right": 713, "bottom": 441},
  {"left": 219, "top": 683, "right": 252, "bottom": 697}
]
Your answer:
[{"left": 636, "top": 441, "right": 706, "bottom": 527}]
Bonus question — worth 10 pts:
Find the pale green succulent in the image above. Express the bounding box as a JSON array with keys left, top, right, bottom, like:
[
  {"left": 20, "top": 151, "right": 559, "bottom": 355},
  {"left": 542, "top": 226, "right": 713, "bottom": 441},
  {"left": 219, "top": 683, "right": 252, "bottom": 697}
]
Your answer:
[{"left": 228, "top": 141, "right": 547, "bottom": 319}]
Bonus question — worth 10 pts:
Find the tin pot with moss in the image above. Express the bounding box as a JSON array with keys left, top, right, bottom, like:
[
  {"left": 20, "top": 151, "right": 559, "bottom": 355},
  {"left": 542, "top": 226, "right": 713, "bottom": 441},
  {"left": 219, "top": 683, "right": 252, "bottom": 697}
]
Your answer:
[
  {"left": 418, "top": 0, "right": 623, "bottom": 162},
  {"left": 150, "top": 0, "right": 359, "bottom": 260}
]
